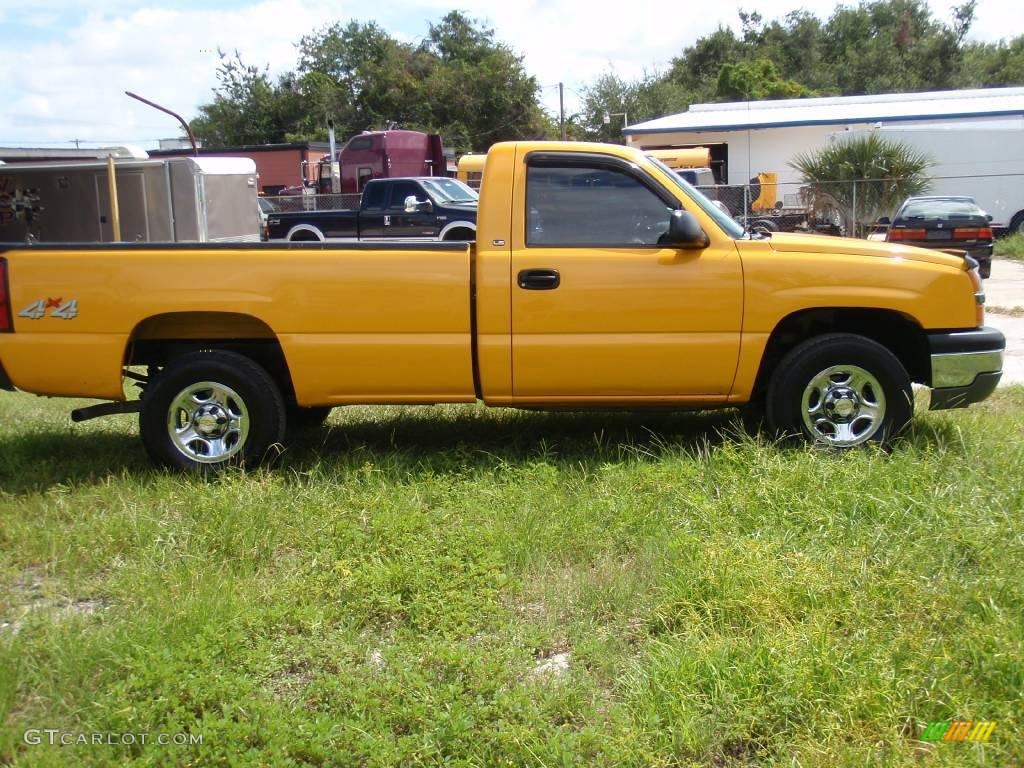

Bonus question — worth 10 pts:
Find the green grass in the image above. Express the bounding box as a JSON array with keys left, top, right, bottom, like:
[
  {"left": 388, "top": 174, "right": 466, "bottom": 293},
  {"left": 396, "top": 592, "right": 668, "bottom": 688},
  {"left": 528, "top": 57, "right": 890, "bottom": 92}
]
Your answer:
[
  {"left": 995, "top": 233, "right": 1024, "bottom": 261},
  {"left": 1, "top": 390, "right": 1022, "bottom": 766}
]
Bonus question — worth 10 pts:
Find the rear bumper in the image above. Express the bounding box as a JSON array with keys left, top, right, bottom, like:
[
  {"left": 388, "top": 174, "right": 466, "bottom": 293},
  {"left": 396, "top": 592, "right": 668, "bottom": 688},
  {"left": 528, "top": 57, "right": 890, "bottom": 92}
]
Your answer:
[{"left": 928, "top": 327, "right": 1005, "bottom": 410}]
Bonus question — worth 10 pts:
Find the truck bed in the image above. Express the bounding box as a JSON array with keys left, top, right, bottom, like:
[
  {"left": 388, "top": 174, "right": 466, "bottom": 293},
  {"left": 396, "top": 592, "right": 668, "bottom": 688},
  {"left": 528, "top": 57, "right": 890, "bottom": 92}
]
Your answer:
[{"left": 0, "top": 241, "right": 476, "bottom": 405}]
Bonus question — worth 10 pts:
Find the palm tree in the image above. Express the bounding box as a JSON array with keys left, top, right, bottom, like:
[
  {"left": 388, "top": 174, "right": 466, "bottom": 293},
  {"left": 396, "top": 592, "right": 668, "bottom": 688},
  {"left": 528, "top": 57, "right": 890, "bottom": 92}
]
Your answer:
[{"left": 790, "top": 134, "right": 933, "bottom": 237}]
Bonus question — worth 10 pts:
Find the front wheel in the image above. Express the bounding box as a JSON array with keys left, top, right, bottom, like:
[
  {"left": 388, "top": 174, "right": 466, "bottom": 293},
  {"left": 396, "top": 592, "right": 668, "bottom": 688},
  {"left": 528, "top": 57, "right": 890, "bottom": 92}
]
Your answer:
[
  {"left": 140, "top": 350, "right": 286, "bottom": 471},
  {"left": 765, "top": 334, "right": 913, "bottom": 448}
]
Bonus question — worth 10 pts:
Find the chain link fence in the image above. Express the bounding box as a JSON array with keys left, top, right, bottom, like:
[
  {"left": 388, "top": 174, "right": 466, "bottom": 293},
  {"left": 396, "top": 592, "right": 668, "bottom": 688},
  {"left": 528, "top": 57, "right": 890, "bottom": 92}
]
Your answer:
[
  {"left": 696, "top": 172, "right": 1024, "bottom": 238},
  {"left": 268, "top": 193, "right": 363, "bottom": 213},
  {"left": 694, "top": 181, "right": 843, "bottom": 235}
]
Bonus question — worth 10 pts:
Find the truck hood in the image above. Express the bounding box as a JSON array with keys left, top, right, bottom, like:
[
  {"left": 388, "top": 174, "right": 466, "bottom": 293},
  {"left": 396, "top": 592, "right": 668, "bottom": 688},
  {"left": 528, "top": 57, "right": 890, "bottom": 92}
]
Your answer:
[{"left": 766, "top": 232, "right": 966, "bottom": 270}]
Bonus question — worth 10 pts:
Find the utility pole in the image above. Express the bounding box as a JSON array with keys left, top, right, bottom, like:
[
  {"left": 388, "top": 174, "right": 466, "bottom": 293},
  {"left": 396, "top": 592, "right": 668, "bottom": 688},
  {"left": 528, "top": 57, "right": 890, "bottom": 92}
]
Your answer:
[{"left": 559, "top": 82, "right": 566, "bottom": 141}]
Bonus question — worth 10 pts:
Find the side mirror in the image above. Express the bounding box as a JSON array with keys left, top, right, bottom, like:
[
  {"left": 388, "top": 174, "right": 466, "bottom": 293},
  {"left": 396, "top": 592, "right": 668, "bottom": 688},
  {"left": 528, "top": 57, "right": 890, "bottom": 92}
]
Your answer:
[
  {"left": 876, "top": 216, "right": 891, "bottom": 225},
  {"left": 404, "top": 195, "right": 433, "bottom": 214},
  {"left": 666, "top": 210, "right": 709, "bottom": 249},
  {"left": 986, "top": 214, "right": 993, "bottom": 222}
]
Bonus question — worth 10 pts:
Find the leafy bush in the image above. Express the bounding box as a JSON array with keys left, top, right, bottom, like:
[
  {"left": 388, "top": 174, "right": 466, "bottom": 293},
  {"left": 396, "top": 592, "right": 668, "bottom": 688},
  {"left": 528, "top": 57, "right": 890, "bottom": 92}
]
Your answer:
[{"left": 791, "top": 134, "right": 933, "bottom": 237}]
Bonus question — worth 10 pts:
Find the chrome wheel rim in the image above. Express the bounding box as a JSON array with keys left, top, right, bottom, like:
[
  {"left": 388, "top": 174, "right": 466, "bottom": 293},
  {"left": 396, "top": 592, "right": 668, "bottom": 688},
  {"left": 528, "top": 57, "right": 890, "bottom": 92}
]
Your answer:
[
  {"left": 801, "top": 365, "right": 886, "bottom": 447},
  {"left": 167, "top": 381, "right": 249, "bottom": 463}
]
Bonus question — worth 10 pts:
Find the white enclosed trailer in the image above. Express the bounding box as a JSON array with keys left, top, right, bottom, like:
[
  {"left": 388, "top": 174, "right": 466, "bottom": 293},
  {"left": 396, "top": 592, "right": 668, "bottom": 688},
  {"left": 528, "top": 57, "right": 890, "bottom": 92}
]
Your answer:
[{"left": 0, "top": 156, "right": 260, "bottom": 243}]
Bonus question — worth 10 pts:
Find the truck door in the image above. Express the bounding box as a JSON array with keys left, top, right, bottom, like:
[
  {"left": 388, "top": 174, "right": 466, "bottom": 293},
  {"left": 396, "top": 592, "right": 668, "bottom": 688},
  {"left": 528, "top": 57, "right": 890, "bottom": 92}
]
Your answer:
[
  {"left": 356, "top": 181, "right": 387, "bottom": 239},
  {"left": 384, "top": 180, "right": 438, "bottom": 240},
  {"left": 509, "top": 151, "right": 743, "bottom": 399}
]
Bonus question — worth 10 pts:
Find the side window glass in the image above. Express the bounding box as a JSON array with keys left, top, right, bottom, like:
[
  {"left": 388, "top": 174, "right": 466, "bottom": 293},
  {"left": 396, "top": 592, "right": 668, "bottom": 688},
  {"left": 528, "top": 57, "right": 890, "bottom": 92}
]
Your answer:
[
  {"left": 388, "top": 181, "right": 422, "bottom": 210},
  {"left": 526, "top": 163, "right": 673, "bottom": 246},
  {"left": 361, "top": 183, "right": 386, "bottom": 210}
]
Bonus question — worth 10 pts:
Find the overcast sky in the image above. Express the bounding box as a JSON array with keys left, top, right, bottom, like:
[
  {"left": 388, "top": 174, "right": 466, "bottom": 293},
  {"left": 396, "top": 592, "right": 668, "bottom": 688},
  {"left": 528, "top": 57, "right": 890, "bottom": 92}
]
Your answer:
[{"left": 0, "top": 0, "right": 1019, "bottom": 149}]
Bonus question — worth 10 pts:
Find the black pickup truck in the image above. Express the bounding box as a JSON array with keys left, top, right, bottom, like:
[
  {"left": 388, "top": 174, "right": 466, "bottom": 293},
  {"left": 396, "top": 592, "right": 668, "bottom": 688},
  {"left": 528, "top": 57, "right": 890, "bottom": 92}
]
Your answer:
[{"left": 265, "top": 177, "right": 478, "bottom": 242}]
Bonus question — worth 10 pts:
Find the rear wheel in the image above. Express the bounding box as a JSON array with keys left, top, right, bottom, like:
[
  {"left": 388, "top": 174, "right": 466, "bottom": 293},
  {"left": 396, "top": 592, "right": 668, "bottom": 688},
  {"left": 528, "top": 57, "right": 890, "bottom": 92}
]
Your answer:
[
  {"left": 140, "top": 350, "right": 286, "bottom": 471},
  {"left": 765, "top": 334, "right": 912, "bottom": 448}
]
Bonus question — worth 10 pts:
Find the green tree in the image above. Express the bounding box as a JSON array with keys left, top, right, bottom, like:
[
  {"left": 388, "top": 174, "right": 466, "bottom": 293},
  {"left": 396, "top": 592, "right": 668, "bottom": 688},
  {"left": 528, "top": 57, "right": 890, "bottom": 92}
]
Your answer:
[
  {"left": 790, "top": 134, "right": 933, "bottom": 236},
  {"left": 191, "top": 50, "right": 306, "bottom": 145},
  {"left": 652, "top": 0, "right": 1013, "bottom": 108},
  {"left": 579, "top": 70, "right": 689, "bottom": 143},
  {"left": 962, "top": 37, "right": 1024, "bottom": 87},
  {"left": 715, "top": 58, "right": 814, "bottom": 100},
  {"left": 294, "top": 20, "right": 429, "bottom": 137},
  {"left": 417, "top": 11, "right": 546, "bottom": 151},
  {"left": 191, "top": 13, "right": 545, "bottom": 153}
]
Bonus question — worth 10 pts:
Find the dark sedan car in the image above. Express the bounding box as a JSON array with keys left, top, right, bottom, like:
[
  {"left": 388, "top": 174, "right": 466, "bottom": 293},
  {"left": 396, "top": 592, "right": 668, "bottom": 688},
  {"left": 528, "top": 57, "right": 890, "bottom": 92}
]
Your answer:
[{"left": 879, "top": 196, "right": 994, "bottom": 279}]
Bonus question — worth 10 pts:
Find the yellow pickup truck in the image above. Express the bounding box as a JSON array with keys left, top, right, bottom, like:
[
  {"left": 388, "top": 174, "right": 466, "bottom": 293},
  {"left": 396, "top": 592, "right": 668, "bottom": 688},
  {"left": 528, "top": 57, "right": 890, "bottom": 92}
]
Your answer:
[{"left": 0, "top": 142, "right": 1005, "bottom": 470}]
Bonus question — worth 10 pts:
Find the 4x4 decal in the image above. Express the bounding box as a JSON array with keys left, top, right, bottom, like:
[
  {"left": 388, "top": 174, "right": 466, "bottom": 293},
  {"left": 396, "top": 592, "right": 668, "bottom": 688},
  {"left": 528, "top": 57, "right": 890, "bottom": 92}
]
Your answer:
[{"left": 18, "top": 298, "right": 79, "bottom": 320}]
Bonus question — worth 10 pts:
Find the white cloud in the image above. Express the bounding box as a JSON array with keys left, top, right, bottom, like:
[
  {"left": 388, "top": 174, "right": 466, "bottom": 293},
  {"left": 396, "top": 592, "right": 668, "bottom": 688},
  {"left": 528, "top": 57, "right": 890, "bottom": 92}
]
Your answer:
[
  {"left": 1, "top": 0, "right": 330, "bottom": 145},
  {"left": 0, "top": 0, "right": 1019, "bottom": 147}
]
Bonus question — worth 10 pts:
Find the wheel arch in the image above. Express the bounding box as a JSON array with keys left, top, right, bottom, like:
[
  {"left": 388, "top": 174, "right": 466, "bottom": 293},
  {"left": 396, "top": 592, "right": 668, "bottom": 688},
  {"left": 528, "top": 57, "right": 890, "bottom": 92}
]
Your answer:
[
  {"left": 125, "top": 311, "right": 297, "bottom": 401},
  {"left": 751, "top": 307, "right": 931, "bottom": 401},
  {"left": 439, "top": 221, "right": 477, "bottom": 241},
  {"left": 286, "top": 224, "right": 325, "bottom": 242}
]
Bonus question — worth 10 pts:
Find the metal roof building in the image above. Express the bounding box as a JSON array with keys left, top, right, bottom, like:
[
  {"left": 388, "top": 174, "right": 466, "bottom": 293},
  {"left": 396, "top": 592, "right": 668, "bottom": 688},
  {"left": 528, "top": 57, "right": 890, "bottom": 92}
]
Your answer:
[{"left": 624, "top": 86, "right": 1024, "bottom": 186}]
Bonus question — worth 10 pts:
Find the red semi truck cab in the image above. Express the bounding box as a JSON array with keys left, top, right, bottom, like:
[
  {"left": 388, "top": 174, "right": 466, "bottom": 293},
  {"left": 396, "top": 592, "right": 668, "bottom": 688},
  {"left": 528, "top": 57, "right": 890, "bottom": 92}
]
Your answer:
[{"left": 312, "top": 130, "right": 448, "bottom": 194}]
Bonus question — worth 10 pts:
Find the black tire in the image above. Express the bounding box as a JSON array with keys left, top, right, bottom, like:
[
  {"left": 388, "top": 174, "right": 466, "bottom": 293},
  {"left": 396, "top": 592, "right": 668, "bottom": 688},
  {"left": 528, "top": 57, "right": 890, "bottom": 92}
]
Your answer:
[
  {"left": 289, "top": 229, "right": 322, "bottom": 242},
  {"left": 764, "top": 333, "right": 913, "bottom": 448},
  {"left": 140, "top": 350, "right": 286, "bottom": 471},
  {"left": 287, "top": 405, "right": 332, "bottom": 433},
  {"left": 1009, "top": 211, "right": 1024, "bottom": 237},
  {"left": 739, "top": 400, "right": 766, "bottom": 437}
]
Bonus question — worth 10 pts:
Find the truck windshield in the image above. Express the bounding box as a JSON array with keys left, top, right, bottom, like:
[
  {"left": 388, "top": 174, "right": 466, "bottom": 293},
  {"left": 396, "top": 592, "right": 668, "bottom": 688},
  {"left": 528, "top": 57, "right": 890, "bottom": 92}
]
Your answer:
[
  {"left": 420, "top": 178, "right": 479, "bottom": 204},
  {"left": 648, "top": 157, "right": 746, "bottom": 239}
]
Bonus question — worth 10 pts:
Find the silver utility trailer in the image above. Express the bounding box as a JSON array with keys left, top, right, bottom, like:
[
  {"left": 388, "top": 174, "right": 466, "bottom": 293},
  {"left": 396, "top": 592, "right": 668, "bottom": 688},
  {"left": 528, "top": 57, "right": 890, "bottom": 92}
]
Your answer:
[{"left": 0, "top": 156, "right": 260, "bottom": 243}]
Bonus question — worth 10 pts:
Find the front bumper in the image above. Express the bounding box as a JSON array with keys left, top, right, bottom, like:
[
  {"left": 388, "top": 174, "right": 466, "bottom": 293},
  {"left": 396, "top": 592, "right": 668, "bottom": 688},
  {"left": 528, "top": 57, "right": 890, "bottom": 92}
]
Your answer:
[{"left": 928, "top": 327, "right": 1005, "bottom": 410}]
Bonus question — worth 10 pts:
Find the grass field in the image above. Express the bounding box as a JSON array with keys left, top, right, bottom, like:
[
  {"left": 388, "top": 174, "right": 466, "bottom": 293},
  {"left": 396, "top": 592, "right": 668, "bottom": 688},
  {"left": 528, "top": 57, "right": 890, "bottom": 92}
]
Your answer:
[
  {"left": 1, "top": 389, "right": 1021, "bottom": 766},
  {"left": 995, "top": 233, "right": 1024, "bottom": 261}
]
